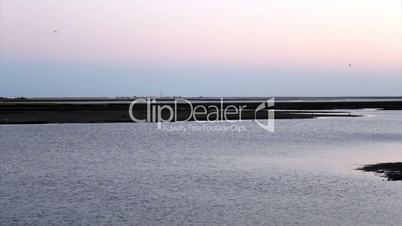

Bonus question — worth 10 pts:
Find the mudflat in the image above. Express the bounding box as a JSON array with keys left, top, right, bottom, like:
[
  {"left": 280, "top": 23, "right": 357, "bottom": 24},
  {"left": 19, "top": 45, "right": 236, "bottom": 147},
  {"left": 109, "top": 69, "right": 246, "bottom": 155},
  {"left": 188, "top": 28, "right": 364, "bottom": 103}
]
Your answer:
[
  {"left": 358, "top": 163, "right": 402, "bottom": 181},
  {"left": 0, "top": 97, "right": 400, "bottom": 124}
]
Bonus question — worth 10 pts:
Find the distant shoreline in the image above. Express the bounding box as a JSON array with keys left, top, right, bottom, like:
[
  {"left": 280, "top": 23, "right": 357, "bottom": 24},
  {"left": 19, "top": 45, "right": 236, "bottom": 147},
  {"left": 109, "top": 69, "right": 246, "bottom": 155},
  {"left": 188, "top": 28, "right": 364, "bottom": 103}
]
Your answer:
[{"left": 1, "top": 97, "right": 401, "bottom": 124}]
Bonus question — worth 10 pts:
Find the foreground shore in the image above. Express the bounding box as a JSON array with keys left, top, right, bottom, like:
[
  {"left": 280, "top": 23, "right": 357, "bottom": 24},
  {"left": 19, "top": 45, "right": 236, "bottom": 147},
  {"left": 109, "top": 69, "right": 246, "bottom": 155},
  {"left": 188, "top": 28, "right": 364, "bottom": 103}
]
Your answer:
[
  {"left": 0, "top": 97, "right": 401, "bottom": 124},
  {"left": 358, "top": 163, "right": 402, "bottom": 181}
]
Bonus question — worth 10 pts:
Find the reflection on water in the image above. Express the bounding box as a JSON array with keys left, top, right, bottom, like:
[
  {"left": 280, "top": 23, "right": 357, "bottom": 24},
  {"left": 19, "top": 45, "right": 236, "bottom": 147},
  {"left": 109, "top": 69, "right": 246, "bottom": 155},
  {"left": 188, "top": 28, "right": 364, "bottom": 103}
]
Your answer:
[
  {"left": 0, "top": 110, "right": 401, "bottom": 225},
  {"left": 236, "top": 142, "right": 401, "bottom": 176}
]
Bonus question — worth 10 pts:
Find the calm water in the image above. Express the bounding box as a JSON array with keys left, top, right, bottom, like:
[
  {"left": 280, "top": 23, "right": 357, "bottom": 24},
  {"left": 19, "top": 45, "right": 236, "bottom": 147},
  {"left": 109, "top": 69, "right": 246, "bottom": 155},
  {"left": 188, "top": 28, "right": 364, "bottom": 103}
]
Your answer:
[{"left": 1, "top": 110, "right": 401, "bottom": 225}]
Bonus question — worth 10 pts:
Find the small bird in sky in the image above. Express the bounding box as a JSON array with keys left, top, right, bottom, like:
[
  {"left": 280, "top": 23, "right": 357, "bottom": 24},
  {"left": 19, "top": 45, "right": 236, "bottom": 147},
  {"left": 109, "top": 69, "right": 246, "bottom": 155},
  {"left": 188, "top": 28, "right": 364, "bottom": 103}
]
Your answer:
[
  {"left": 348, "top": 63, "right": 352, "bottom": 67},
  {"left": 53, "top": 30, "right": 58, "bottom": 34}
]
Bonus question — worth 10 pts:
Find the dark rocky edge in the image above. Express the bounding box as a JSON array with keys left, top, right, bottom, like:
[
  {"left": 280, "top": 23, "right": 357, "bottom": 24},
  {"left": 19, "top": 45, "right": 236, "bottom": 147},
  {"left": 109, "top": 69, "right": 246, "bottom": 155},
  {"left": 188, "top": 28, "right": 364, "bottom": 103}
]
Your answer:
[{"left": 357, "top": 162, "right": 402, "bottom": 181}]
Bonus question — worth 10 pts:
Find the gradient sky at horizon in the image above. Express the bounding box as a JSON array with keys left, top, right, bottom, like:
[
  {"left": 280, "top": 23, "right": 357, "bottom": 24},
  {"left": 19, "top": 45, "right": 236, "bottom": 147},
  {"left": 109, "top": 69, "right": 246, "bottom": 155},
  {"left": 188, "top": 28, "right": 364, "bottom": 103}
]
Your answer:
[{"left": 0, "top": 0, "right": 401, "bottom": 97}]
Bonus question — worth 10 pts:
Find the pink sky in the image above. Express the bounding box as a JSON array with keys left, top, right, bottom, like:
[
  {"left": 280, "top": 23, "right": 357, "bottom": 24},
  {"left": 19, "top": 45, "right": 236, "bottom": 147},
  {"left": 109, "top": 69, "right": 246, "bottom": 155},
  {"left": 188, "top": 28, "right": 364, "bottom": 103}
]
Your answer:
[{"left": 2, "top": 0, "right": 400, "bottom": 70}]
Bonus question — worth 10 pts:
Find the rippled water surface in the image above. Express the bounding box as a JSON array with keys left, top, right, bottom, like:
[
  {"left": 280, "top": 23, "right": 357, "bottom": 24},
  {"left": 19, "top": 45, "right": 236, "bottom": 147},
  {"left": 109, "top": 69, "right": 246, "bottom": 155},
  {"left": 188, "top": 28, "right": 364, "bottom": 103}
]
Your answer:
[{"left": 1, "top": 110, "right": 401, "bottom": 225}]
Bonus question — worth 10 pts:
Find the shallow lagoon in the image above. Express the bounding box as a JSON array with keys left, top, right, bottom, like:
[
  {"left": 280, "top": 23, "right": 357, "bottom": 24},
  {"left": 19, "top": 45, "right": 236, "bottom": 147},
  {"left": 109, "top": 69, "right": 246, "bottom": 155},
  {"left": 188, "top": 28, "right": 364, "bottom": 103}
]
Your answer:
[{"left": 1, "top": 110, "right": 401, "bottom": 225}]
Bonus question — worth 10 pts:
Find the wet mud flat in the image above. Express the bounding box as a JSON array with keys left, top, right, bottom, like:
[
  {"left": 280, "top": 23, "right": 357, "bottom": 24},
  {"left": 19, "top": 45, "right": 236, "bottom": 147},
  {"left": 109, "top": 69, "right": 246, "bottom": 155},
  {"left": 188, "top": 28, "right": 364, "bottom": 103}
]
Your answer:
[
  {"left": 0, "top": 98, "right": 400, "bottom": 124},
  {"left": 358, "top": 163, "right": 402, "bottom": 181}
]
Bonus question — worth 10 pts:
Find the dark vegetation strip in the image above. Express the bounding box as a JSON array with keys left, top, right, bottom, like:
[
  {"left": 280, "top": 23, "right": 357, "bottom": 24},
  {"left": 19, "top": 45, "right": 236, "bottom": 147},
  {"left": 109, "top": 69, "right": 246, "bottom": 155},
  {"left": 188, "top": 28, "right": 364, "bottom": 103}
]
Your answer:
[{"left": 0, "top": 100, "right": 400, "bottom": 124}]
